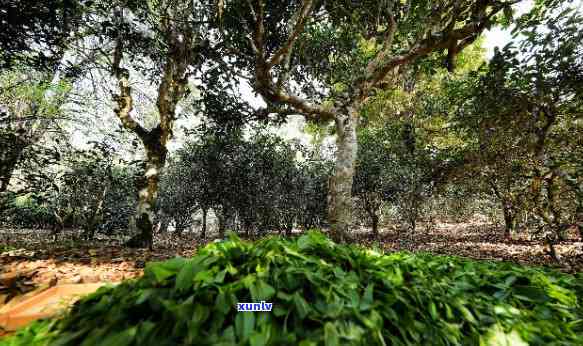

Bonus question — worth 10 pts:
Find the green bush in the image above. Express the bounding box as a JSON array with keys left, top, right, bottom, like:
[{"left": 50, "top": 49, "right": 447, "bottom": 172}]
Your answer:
[
  {"left": 0, "top": 194, "right": 55, "bottom": 229},
  {"left": 3, "top": 232, "right": 583, "bottom": 346}
]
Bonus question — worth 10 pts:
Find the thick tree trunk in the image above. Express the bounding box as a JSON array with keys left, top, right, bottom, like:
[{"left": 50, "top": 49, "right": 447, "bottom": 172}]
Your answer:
[
  {"left": 201, "top": 208, "right": 207, "bottom": 239},
  {"left": 130, "top": 151, "right": 165, "bottom": 249},
  {"left": 112, "top": 4, "right": 191, "bottom": 248},
  {"left": 327, "top": 112, "right": 358, "bottom": 242}
]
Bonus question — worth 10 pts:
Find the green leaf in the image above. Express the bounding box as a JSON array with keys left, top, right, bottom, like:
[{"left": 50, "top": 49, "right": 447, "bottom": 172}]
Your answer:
[
  {"left": 361, "top": 284, "right": 374, "bottom": 310},
  {"left": 276, "top": 291, "right": 293, "bottom": 301},
  {"left": 98, "top": 327, "right": 136, "bottom": 346},
  {"left": 175, "top": 260, "right": 201, "bottom": 291},
  {"left": 249, "top": 328, "right": 270, "bottom": 346},
  {"left": 194, "top": 270, "right": 215, "bottom": 285},
  {"left": 214, "top": 269, "right": 227, "bottom": 284},
  {"left": 146, "top": 264, "right": 175, "bottom": 283},
  {"left": 214, "top": 292, "right": 231, "bottom": 315},
  {"left": 136, "top": 289, "right": 155, "bottom": 305},
  {"left": 457, "top": 305, "right": 477, "bottom": 325},
  {"left": 251, "top": 280, "right": 276, "bottom": 300},
  {"left": 324, "top": 322, "right": 339, "bottom": 346},
  {"left": 273, "top": 306, "right": 287, "bottom": 317},
  {"left": 513, "top": 286, "right": 549, "bottom": 303},
  {"left": 235, "top": 311, "right": 255, "bottom": 341},
  {"left": 429, "top": 302, "right": 438, "bottom": 320},
  {"left": 480, "top": 324, "right": 528, "bottom": 346},
  {"left": 293, "top": 293, "right": 310, "bottom": 319},
  {"left": 146, "top": 257, "right": 187, "bottom": 283},
  {"left": 191, "top": 304, "right": 210, "bottom": 326}
]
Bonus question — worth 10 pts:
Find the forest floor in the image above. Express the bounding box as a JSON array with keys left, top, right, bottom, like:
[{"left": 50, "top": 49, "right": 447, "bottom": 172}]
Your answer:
[{"left": 1, "top": 222, "right": 582, "bottom": 309}]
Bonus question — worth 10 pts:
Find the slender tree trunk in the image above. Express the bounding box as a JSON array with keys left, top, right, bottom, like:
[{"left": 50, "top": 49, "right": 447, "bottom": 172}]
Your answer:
[
  {"left": 201, "top": 208, "right": 207, "bottom": 239},
  {"left": 502, "top": 200, "right": 515, "bottom": 240},
  {"left": 371, "top": 212, "right": 379, "bottom": 238},
  {"left": 409, "top": 213, "right": 417, "bottom": 233},
  {"left": 83, "top": 181, "right": 108, "bottom": 240},
  {"left": 243, "top": 219, "right": 252, "bottom": 238},
  {"left": 217, "top": 211, "right": 226, "bottom": 239},
  {"left": 51, "top": 210, "right": 65, "bottom": 242},
  {"left": 491, "top": 181, "right": 515, "bottom": 240},
  {"left": 328, "top": 111, "right": 358, "bottom": 242}
]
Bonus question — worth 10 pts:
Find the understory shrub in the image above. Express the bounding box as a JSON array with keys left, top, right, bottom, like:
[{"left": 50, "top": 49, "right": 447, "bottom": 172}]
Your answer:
[{"left": 3, "top": 231, "right": 583, "bottom": 345}]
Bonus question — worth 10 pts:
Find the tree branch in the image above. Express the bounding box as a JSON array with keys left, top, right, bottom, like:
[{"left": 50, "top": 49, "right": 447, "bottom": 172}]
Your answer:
[
  {"left": 359, "top": 1, "right": 512, "bottom": 100},
  {"left": 110, "top": 22, "right": 148, "bottom": 139},
  {"left": 267, "top": 0, "right": 314, "bottom": 68},
  {"left": 250, "top": 0, "right": 334, "bottom": 121},
  {"left": 363, "top": 9, "right": 397, "bottom": 82}
]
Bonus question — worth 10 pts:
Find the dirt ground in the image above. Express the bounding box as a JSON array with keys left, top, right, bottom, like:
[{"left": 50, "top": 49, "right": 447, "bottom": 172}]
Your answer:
[
  {"left": 374, "top": 222, "right": 583, "bottom": 272},
  {"left": 1, "top": 222, "right": 582, "bottom": 310}
]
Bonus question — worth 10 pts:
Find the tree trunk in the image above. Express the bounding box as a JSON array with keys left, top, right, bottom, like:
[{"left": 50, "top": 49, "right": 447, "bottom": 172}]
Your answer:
[
  {"left": 217, "top": 211, "right": 226, "bottom": 239},
  {"left": 327, "top": 111, "right": 358, "bottom": 242},
  {"left": 51, "top": 210, "right": 65, "bottom": 242},
  {"left": 129, "top": 150, "right": 165, "bottom": 249},
  {"left": 201, "top": 208, "right": 207, "bottom": 239},
  {"left": 243, "top": 219, "right": 251, "bottom": 238},
  {"left": 111, "top": 4, "right": 191, "bottom": 248},
  {"left": 576, "top": 207, "right": 583, "bottom": 240},
  {"left": 371, "top": 212, "right": 379, "bottom": 238},
  {"left": 502, "top": 199, "right": 515, "bottom": 240},
  {"left": 84, "top": 181, "right": 108, "bottom": 240},
  {"left": 409, "top": 214, "right": 417, "bottom": 233}
]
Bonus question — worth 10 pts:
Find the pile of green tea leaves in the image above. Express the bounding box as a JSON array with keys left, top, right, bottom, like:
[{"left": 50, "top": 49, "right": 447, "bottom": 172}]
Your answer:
[{"left": 3, "top": 231, "right": 583, "bottom": 345}]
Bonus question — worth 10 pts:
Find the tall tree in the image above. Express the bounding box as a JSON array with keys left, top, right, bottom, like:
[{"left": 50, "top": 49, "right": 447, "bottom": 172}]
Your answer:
[
  {"left": 219, "top": 0, "right": 520, "bottom": 241},
  {"left": 105, "top": 0, "right": 209, "bottom": 248}
]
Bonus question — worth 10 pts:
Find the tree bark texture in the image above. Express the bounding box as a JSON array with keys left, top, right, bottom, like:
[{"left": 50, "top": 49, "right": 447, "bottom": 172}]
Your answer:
[
  {"left": 201, "top": 208, "right": 207, "bottom": 239},
  {"left": 112, "top": 3, "right": 192, "bottom": 248},
  {"left": 327, "top": 111, "right": 358, "bottom": 242},
  {"left": 132, "top": 146, "right": 166, "bottom": 248},
  {"left": 502, "top": 200, "right": 515, "bottom": 239}
]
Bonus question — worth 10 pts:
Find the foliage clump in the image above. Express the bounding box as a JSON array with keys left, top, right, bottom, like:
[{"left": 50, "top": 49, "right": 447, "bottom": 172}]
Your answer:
[{"left": 4, "top": 232, "right": 583, "bottom": 345}]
